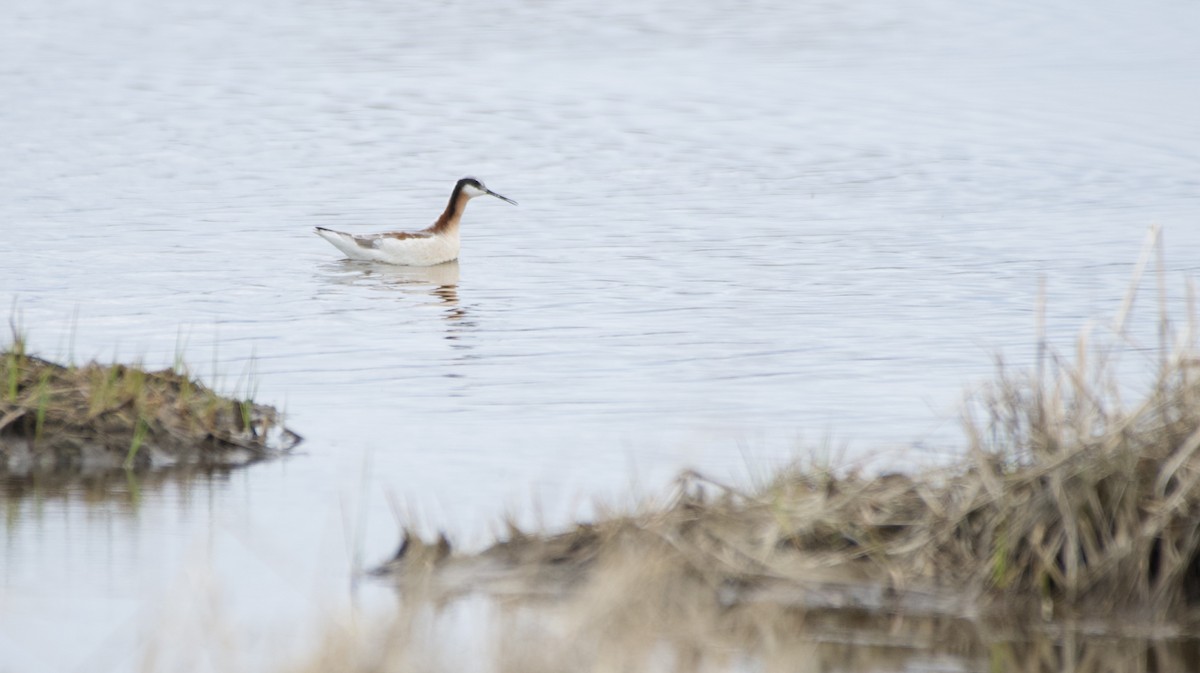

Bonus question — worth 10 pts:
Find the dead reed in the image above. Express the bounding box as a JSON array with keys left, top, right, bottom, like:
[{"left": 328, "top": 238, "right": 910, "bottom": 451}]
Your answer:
[{"left": 379, "top": 227, "right": 1200, "bottom": 626}]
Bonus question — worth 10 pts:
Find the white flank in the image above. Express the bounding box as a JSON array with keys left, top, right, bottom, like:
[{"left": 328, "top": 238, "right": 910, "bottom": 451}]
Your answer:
[{"left": 314, "top": 228, "right": 460, "bottom": 266}]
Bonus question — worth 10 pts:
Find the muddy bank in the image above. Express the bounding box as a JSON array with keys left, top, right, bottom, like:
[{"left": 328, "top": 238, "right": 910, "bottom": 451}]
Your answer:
[{"left": 1, "top": 339, "right": 300, "bottom": 475}]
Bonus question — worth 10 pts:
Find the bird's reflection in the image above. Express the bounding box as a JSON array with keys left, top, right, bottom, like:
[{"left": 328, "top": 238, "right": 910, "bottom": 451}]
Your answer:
[{"left": 315, "top": 260, "right": 473, "bottom": 341}]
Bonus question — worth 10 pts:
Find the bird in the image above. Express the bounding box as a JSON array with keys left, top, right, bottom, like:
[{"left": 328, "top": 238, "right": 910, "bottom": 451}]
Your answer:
[{"left": 314, "top": 177, "right": 517, "bottom": 266}]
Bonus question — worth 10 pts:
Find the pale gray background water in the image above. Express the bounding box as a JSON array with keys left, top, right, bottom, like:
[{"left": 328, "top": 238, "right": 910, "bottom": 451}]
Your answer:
[{"left": 2, "top": 0, "right": 1200, "bottom": 670}]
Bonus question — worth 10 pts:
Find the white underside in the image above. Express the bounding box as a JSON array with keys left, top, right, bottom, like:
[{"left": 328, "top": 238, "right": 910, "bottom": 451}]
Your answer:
[{"left": 315, "top": 228, "right": 460, "bottom": 266}]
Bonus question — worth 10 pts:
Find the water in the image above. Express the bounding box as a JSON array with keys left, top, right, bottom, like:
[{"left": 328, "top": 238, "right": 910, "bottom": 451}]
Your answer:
[{"left": 2, "top": 0, "right": 1200, "bottom": 669}]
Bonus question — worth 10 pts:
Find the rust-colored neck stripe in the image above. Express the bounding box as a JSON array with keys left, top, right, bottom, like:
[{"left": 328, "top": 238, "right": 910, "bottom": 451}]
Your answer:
[{"left": 430, "top": 181, "right": 469, "bottom": 234}]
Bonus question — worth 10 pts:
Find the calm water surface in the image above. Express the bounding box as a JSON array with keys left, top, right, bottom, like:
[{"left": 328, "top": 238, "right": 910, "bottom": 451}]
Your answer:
[{"left": 2, "top": 0, "right": 1200, "bottom": 670}]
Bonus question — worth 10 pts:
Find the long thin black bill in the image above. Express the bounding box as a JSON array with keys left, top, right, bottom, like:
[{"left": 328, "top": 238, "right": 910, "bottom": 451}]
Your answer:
[{"left": 487, "top": 190, "right": 518, "bottom": 205}]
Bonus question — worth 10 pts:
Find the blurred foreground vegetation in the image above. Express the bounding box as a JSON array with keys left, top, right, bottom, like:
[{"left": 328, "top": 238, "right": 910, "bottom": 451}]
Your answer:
[{"left": 329, "top": 238, "right": 1200, "bottom": 671}]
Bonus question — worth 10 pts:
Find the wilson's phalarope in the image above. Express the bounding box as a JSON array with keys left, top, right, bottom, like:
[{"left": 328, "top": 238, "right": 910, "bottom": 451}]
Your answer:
[{"left": 314, "top": 177, "right": 517, "bottom": 266}]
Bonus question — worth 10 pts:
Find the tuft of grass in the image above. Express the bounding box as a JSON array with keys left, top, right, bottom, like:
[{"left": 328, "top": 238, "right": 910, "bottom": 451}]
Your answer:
[
  {"left": 0, "top": 336, "right": 301, "bottom": 474},
  {"left": 123, "top": 415, "right": 149, "bottom": 470},
  {"left": 33, "top": 369, "right": 51, "bottom": 443},
  {"left": 4, "top": 339, "right": 24, "bottom": 401}
]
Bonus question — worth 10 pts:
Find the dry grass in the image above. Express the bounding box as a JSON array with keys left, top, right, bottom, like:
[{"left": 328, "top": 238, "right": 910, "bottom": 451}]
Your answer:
[
  {"left": 353, "top": 228, "right": 1200, "bottom": 673},
  {"left": 313, "top": 347, "right": 1200, "bottom": 673},
  {"left": 0, "top": 334, "right": 300, "bottom": 474},
  {"left": 372, "top": 323, "right": 1200, "bottom": 625}
]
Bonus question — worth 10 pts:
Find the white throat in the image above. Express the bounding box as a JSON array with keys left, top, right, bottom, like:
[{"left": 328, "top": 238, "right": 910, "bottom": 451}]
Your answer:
[{"left": 461, "top": 184, "right": 488, "bottom": 198}]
